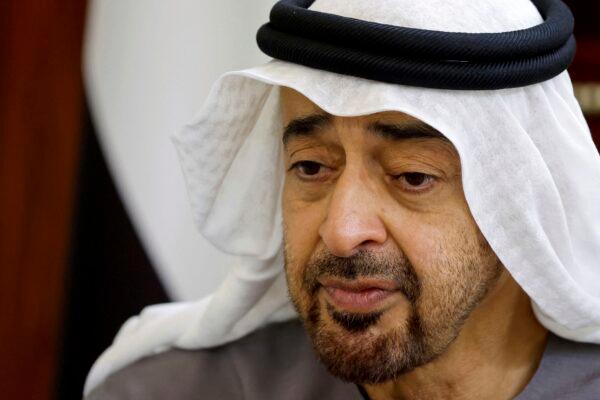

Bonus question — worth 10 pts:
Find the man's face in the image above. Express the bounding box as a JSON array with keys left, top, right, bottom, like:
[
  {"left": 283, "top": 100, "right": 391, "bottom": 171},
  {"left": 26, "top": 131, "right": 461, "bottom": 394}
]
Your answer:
[{"left": 280, "top": 87, "right": 503, "bottom": 384}]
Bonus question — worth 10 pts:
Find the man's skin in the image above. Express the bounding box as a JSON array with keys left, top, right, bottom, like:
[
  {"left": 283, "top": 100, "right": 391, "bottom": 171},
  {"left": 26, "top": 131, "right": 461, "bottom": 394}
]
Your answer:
[{"left": 279, "top": 86, "right": 548, "bottom": 400}]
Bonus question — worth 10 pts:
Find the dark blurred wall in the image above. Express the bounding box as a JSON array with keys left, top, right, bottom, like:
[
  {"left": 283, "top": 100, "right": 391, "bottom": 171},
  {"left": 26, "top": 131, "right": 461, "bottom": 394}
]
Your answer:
[
  {"left": 565, "top": 1, "right": 600, "bottom": 146},
  {"left": 0, "top": 2, "right": 87, "bottom": 400}
]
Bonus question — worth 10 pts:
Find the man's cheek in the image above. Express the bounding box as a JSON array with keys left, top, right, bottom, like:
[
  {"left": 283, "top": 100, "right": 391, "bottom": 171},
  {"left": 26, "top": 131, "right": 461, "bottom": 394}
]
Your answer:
[
  {"left": 286, "top": 264, "right": 317, "bottom": 322},
  {"left": 284, "top": 227, "right": 316, "bottom": 281},
  {"left": 388, "top": 209, "right": 472, "bottom": 265},
  {"left": 283, "top": 200, "right": 326, "bottom": 264},
  {"left": 387, "top": 221, "right": 445, "bottom": 273},
  {"left": 283, "top": 234, "right": 316, "bottom": 315}
]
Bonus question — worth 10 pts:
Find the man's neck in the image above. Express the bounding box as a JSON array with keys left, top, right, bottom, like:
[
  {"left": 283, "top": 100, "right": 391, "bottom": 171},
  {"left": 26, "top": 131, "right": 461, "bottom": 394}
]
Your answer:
[{"left": 362, "top": 272, "right": 549, "bottom": 400}]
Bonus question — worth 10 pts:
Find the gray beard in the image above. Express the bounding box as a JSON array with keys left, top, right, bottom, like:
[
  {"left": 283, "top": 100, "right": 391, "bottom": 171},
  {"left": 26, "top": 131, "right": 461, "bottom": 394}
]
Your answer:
[{"left": 289, "top": 249, "right": 502, "bottom": 384}]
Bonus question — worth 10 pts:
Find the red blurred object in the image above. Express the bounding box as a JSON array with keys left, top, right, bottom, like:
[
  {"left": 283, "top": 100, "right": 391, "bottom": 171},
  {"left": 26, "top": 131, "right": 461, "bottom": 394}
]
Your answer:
[
  {"left": 565, "top": 0, "right": 600, "bottom": 148},
  {"left": 570, "top": 38, "right": 600, "bottom": 82},
  {"left": 571, "top": 37, "right": 600, "bottom": 148},
  {"left": 0, "top": 2, "right": 87, "bottom": 400}
]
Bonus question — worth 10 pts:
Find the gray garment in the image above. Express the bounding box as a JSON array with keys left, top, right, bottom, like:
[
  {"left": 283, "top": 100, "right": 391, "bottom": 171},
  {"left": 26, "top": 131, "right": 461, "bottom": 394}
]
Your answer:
[{"left": 86, "top": 320, "right": 600, "bottom": 400}]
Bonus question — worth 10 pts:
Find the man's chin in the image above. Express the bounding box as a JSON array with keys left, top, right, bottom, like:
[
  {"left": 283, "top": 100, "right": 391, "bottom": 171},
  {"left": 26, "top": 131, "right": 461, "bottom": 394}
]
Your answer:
[
  {"left": 309, "top": 314, "right": 420, "bottom": 384},
  {"left": 326, "top": 304, "right": 384, "bottom": 333},
  {"left": 303, "top": 301, "right": 430, "bottom": 384}
]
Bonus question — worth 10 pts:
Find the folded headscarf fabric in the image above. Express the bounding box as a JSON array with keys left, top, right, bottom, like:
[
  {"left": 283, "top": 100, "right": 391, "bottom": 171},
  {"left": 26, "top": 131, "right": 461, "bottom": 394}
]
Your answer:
[{"left": 84, "top": 0, "right": 600, "bottom": 395}]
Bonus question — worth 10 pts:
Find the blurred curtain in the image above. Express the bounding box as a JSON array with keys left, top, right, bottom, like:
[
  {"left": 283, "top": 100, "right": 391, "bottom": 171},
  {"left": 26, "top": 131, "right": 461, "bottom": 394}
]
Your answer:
[{"left": 0, "top": 2, "right": 87, "bottom": 400}]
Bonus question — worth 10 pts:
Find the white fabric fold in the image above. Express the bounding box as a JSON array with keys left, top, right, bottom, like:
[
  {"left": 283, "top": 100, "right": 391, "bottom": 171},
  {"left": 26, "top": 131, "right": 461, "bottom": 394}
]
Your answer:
[{"left": 84, "top": 0, "right": 600, "bottom": 395}]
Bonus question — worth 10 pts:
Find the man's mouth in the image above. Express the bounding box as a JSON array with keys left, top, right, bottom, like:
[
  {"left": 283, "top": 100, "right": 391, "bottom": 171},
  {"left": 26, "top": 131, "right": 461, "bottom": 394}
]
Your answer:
[{"left": 318, "top": 277, "right": 401, "bottom": 313}]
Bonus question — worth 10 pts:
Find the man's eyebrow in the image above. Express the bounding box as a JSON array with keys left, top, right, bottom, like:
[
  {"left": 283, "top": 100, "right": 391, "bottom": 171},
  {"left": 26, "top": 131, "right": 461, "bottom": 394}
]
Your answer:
[
  {"left": 282, "top": 113, "right": 332, "bottom": 145},
  {"left": 367, "top": 120, "right": 449, "bottom": 142}
]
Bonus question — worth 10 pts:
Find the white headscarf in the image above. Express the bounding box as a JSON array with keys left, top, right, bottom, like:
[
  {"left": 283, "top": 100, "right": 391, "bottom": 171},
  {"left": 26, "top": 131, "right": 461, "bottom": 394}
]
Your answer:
[{"left": 84, "top": 0, "right": 600, "bottom": 395}]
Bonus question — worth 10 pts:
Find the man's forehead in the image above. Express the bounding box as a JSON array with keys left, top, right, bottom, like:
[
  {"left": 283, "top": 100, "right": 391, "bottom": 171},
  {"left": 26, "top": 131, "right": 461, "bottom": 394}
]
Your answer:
[{"left": 279, "top": 86, "right": 449, "bottom": 145}]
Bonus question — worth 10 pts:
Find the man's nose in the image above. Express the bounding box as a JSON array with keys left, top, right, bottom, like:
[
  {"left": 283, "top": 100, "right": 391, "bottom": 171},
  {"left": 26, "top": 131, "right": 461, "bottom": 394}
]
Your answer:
[{"left": 318, "top": 170, "right": 387, "bottom": 257}]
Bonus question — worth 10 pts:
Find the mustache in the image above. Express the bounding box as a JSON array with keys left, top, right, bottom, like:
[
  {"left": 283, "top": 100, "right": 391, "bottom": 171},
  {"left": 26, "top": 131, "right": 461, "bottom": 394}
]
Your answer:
[{"left": 303, "top": 250, "right": 421, "bottom": 304}]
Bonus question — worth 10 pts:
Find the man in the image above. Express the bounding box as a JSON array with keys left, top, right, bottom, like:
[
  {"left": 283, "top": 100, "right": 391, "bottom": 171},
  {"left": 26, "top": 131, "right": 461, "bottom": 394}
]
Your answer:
[{"left": 85, "top": 0, "right": 600, "bottom": 399}]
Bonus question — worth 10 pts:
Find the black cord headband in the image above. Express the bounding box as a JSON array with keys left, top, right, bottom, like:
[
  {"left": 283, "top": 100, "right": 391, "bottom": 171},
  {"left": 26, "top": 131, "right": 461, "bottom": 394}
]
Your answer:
[{"left": 256, "top": 0, "right": 576, "bottom": 90}]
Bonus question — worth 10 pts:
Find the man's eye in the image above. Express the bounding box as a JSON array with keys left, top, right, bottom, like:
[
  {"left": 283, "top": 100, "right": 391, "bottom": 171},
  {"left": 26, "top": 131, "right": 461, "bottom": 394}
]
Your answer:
[
  {"left": 290, "top": 161, "right": 325, "bottom": 178},
  {"left": 396, "top": 172, "right": 435, "bottom": 191}
]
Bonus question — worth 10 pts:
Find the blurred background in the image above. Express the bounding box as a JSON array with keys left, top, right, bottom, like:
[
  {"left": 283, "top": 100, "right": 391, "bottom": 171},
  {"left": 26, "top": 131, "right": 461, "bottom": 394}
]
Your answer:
[{"left": 0, "top": 1, "right": 598, "bottom": 399}]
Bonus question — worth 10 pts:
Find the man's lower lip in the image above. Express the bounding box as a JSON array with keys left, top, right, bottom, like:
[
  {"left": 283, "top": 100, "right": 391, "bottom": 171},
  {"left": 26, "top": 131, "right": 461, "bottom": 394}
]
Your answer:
[{"left": 323, "top": 286, "right": 398, "bottom": 312}]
